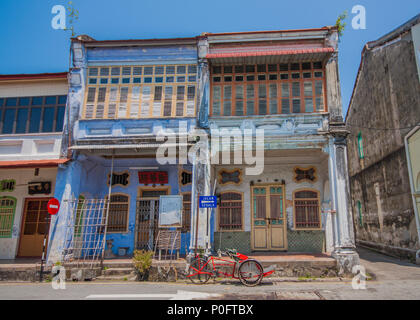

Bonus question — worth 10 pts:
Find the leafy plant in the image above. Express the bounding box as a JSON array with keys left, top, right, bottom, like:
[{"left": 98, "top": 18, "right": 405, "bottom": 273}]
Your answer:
[
  {"left": 64, "top": 1, "right": 79, "bottom": 37},
  {"left": 335, "top": 10, "right": 348, "bottom": 42},
  {"left": 132, "top": 250, "right": 153, "bottom": 281}
]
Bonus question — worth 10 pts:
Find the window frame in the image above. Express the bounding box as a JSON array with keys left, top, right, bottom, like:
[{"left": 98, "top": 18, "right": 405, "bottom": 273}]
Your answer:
[
  {"left": 105, "top": 193, "right": 130, "bottom": 233},
  {"left": 293, "top": 189, "right": 321, "bottom": 230},
  {"left": 181, "top": 192, "right": 192, "bottom": 233},
  {"left": 210, "top": 62, "right": 327, "bottom": 116},
  {"left": 0, "top": 196, "right": 17, "bottom": 238},
  {"left": 0, "top": 95, "right": 67, "bottom": 135},
  {"left": 217, "top": 191, "right": 244, "bottom": 232},
  {"left": 83, "top": 64, "right": 198, "bottom": 120}
]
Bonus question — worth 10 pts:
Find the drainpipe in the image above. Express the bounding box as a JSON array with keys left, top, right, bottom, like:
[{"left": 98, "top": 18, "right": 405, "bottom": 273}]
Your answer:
[{"left": 404, "top": 125, "right": 420, "bottom": 264}]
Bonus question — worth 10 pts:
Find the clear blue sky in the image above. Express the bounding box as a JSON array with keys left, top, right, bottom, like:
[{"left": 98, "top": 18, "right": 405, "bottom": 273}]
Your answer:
[{"left": 0, "top": 0, "right": 419, "bottom": 116}]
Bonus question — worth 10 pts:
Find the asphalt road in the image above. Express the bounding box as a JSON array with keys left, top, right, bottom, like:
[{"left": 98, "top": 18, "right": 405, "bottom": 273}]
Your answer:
[
  {"left": 0, "top": 277, "right": 419, "bottom": 300},
  {"left": 0, "top": 247, "right": 419, "bottom": 300}
]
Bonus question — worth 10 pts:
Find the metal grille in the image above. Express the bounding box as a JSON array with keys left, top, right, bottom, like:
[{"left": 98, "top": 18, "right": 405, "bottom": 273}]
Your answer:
[
  {"left": 182, "top": 193, "right": 191, "bottom": 232},
  {"left": 62, "top": 198, "right": 108, "bottom": 268},
  {"left": 0, "top": 197, "right": 15, "bottom": 238},
  {"left": 106, "top": 194, "right": 129, "bottom": 233},
  {"left": 219, "top": 192, "right": 242, "bottom": 230},
  {"left": 295, "top": 199, "right": 320, "bottom": 228},
  {"left": 135, "top": 199, "right": 160, "bottom": 251}
]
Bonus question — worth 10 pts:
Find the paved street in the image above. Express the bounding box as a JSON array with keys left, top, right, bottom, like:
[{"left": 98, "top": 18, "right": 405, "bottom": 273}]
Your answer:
[{"left": 0, "top": 247, "right": 419, "bottom": 300}]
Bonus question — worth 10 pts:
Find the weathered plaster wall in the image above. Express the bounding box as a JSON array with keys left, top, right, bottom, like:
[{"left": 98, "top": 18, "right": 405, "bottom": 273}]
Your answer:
[
  {"left": 350, "top": 148, "right": 419, "bottom": 258},
  {"left": 212, "top": 160, "right": 329, "bottom": 253},
  {"left": 0, "top": 167, "right": 58, "bottom": 259},
  {"left": 47, "top": 154, "right": 193, "bottom": 262},
  {"left": 347, "top": 35, "right": 420, "bottom": 176},
  {"left": 347, "top": 32, "right": 420, "bottom": 259}
]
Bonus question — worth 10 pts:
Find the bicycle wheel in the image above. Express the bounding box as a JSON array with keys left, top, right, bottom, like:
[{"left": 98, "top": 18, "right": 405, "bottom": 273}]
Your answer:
[
  {"left": 187, "top": 258, "right": 212, "bottom": 284},
  {"left": 238, "top": 259, "right": 263, "bottom": 287}
]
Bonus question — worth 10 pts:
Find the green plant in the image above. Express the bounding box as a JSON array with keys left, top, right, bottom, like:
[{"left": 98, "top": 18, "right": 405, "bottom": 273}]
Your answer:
[
  {"left": 132, "top": 250, "right": 153, "bottom": 281},
  {"left": 64, "top": 1, "right": 79, "bottom": 37},
  {"left": 55, "top": 261, "right": 61, "bottom": 266},
  {"left": 335, "top": 10, "right": 348, "bottom": 42},
  {"left": 298, "top": 273, "right": 316, "bottom": 281}
]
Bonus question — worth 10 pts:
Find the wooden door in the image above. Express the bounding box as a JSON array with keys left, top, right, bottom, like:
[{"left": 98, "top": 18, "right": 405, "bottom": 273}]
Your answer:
[
  {"left": 251, "top": 185, "right": 287, "bottom": 251},
  {"left": 18, "top": 198, "right": 52, "bottom": 257}
]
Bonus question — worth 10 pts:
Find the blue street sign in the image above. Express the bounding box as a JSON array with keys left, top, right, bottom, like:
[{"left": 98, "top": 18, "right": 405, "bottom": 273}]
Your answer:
[{"left": 199, "top": 196, "right": 217, "bottom": 208}]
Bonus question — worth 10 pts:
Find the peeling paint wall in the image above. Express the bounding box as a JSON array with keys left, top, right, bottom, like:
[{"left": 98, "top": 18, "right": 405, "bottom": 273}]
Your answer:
[
  {"left": 212, "top": 160, "right": 329, "bottom": 252},
  {"left": 347, "top": 30, "right": 420, "bottom": 260}
]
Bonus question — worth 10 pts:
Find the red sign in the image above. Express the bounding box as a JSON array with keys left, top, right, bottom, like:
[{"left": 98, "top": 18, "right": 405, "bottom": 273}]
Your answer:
[
  {"left": 47, "top": 198, "right": 60, "bottom": 215},
  {"left": 138, "top": 171, "right": 168, "bottom": 185}
]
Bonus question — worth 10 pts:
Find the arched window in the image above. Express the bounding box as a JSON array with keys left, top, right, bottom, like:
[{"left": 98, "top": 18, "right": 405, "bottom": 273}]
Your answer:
[
  {"left": 218, "top": 192, "right": 243, "bottom": 230},
  {"left": 294, "top": 190, "right": 320, "bottom": 229},
  {"left": 106, "top": 194, "right": 129, "bottom": 233},
  {"left": 0, "top": 196, "right": 16, "bottom": 238}
]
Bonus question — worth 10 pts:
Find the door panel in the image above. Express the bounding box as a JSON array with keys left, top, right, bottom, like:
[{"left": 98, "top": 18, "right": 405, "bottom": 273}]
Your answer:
[
  {"left": 270, "top": 223, "right": 284, "bottom": 248},
  {"left": 251, "top": 185, "right": 287, "bottom": 251},
  {"left": 254, "top": 228, "right": 267, "bottom": 248},
  {"left": 18, "top": 198, "right": 51, "bottom": 257}
]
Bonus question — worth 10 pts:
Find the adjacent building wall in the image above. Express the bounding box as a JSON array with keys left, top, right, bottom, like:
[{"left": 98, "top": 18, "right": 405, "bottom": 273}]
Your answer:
[{"left": 347, "top": 29, "right": 420, "bottom": 260}]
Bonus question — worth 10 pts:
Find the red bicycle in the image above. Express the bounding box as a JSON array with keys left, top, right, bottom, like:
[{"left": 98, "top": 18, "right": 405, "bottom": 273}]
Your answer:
[{"left": 187, "top": 248, "right": 275, "bottom": 287}]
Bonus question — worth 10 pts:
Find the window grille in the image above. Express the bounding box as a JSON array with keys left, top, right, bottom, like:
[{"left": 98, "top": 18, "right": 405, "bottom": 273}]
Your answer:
[
  {"left": 106, "top": 194, "right": 129, "bottom": 233},
  {"left": 219, "top": 192, "right": 242, "bottom": 230},
  {"left": 0, "top": 197, "right": 16, "bottom": 238},
  {"left": 294, "top": 190, "right": 320, "bottom": 229}
]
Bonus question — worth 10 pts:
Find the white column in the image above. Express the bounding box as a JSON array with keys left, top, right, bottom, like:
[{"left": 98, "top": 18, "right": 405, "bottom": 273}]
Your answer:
[
  {"left": 189, "top": 139, "right": 212, "bottom": 255},
  {"left": 329, "top": 132, "right": 360, "bottom": 274}
]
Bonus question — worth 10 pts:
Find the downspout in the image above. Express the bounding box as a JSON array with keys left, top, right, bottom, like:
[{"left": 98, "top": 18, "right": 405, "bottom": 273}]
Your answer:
[{"left": 404, "top": 125, "right": 420, "bottom": 264}]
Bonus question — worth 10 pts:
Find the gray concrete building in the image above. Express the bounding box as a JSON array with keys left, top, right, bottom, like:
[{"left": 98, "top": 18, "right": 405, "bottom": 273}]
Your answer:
[{"left": 346, "top": 14, "right": 420, "bottom": 263}]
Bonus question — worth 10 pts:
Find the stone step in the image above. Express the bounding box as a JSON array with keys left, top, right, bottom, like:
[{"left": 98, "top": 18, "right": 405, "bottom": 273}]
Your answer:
[
  {"left": 102, "top": 262, "right": 133, "bottom": 269},
  {"left": 102, "top": 268, "right": 134, "bottom": 276},
  {"left": 96, "top": 274, "right": 137, "bottom": 281}
]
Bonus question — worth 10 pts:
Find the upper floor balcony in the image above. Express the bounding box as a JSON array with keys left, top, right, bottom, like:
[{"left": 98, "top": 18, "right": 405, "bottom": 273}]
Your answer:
[
  {"left": 69, "top": 36, "right": 200, "bottom": 147},
  {"left": 198, "top": 27, "right": 343, "bottom": 133}
]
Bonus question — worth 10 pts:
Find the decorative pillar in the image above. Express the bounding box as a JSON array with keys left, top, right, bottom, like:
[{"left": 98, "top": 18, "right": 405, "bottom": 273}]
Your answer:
[
  {"left": 197, "top": 37, "right": 210, "bottom": 129},
  {"left": 187, "top": 35, "right": 212, "bottom": 261},
  {"left": 188, "top": 139, "right": 212, "bottom": 258},
  {"left": 329, "top": 129, "right": 360, "bottom": 274}
]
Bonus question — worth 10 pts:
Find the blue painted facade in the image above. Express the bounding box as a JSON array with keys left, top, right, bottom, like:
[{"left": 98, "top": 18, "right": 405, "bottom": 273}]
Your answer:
[
  {"left": 47, "top": 29, "right": 359, "bottom": 273},
  {"left": 47, "top": 37, "right": 201, "bottom": 263}
]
